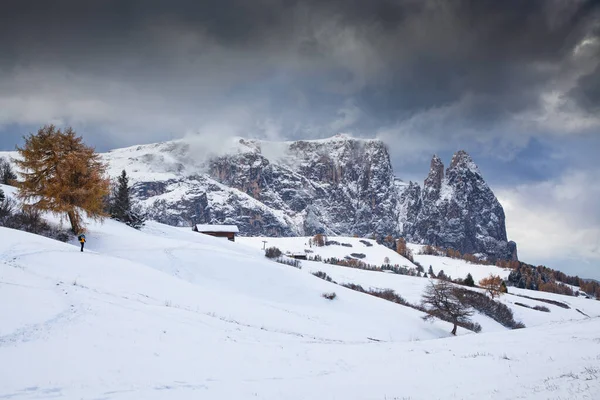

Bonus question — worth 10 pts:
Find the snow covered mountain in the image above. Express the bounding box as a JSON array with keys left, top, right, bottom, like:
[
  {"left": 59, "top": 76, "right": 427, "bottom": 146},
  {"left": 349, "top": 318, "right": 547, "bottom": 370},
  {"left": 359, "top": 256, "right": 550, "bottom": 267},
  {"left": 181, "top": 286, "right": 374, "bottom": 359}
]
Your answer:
[{"left": 100, "top": 134, "right": 516, "bottom": 260}]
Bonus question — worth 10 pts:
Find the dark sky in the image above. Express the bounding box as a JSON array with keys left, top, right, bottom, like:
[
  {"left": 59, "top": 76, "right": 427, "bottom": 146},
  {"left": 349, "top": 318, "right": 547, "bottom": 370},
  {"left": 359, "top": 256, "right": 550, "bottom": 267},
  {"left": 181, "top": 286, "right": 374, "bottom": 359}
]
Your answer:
[{"left": 1, "top": 0, "right": 599, "bottom": 277}]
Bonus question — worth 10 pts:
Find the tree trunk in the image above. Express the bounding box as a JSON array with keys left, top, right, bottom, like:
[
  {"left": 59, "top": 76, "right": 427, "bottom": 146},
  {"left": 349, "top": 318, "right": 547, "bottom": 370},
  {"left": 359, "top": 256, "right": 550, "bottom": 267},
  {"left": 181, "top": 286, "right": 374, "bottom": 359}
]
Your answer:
[
  {"left": 67, "top": 210, "right": 80, "bottom": 234},
  {"left": 451, "top": 323, "right": 457, "bottom": 335}
]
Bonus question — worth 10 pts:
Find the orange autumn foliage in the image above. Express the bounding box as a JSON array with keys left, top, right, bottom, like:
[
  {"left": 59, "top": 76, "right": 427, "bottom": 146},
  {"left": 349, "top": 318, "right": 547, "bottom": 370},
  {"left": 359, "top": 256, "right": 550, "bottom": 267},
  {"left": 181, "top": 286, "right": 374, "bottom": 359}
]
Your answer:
[{"left": 15, "top": 125, "right": 110, "bottom": 233}]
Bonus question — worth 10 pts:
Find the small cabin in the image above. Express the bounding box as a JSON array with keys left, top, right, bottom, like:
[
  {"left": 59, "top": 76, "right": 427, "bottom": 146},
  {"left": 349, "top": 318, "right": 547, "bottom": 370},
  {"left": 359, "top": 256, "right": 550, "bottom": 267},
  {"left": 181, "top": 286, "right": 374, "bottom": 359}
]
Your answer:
[
  {"left": 193, "top": 224, "right": 239, "bottom": 242},
  {"left": 289, "top": 253, "right": 308, "bottom": 260}
]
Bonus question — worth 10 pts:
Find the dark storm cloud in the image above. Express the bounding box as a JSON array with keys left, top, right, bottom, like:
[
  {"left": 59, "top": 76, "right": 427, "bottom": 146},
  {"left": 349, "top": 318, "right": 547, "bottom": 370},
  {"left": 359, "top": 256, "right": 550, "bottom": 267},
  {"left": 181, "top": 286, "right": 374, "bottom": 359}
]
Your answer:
[{"left": 0, "top": 0, "right": 598, "bottom": 148}]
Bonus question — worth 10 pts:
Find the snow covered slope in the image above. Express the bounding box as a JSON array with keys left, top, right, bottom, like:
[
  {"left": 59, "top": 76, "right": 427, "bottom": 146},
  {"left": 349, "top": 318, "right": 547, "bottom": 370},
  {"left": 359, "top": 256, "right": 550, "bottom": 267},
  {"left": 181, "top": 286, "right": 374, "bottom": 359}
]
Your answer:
[
  {"left": 239, "top": 236, "right": 600, "bottom": 332},
  {"left": 2, "top": 185, "right": 600, "bottom": 398},
  {"left": 1, "top": 225, "right": 599, "bottom": 399}
]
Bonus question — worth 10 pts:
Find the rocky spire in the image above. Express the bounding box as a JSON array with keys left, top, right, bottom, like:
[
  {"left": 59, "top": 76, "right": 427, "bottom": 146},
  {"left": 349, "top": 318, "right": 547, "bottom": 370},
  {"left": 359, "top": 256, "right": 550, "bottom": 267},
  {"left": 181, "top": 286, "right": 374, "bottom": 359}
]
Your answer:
[
  {"left": 447, "top": 150, "right": 481, "bottom": 179},
  {"left": 423, "top": 155, "right": 444, "bottom": 202},
  {"left": 401, "top": 150, "right": 516, "bottom": 261}
]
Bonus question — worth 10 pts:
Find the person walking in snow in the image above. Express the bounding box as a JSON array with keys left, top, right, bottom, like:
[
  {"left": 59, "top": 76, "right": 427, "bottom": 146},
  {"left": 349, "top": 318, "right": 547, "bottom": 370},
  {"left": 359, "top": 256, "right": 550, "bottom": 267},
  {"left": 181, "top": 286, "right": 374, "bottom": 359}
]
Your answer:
[{"left": 78, "top": 233, "right": 86, "bottom": 252}]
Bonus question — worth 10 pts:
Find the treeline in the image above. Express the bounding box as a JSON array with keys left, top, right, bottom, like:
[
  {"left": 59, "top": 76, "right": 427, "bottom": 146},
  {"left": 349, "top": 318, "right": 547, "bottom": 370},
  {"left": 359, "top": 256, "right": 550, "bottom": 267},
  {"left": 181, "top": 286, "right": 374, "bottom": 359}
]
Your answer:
[{"left": 506, "top": 263, "right": 600, "bottom": 298}]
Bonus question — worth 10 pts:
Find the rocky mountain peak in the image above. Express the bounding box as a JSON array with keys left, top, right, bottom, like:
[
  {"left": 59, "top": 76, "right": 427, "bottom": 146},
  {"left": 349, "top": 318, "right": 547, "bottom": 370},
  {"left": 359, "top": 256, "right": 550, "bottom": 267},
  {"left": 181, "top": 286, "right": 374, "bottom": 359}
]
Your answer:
[
  {"left": 103, "top": 137, "right": 516, "bottom": 261},
  {"left": 423, "top": 154, "right": 445, "bottom": 202},
  {"left": 401, "top": 151, "right": 515, "bottom": 261},
  {"left": 448, "top": 150, "right": 480, "bottom": 175}
]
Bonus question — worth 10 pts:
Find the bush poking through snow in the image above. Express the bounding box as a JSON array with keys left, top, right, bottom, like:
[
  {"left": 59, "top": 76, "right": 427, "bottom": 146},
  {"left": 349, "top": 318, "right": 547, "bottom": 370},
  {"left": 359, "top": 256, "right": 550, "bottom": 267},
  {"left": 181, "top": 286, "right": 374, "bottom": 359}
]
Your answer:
[
  {"left": 0, "top": 157, "right": 17, "bottom": 185},
  {"left": 515, "top": 294, "right": 570, "bottom": 309},
  {"left": 457, "top": 289, "right": 525, "bottom": 329},
  {"left": 322, "top": 292, "right": 337, "bottom": 300},
  {"left": 515, "top": 302, "right": 550, "bottom": 313},
  {"left": 312, "top": 271, "right": 335, "bottom": 283},
  {"left": 275, "top": 257, "right": 301, "bottom": 269},
  {"left": 265, "top": 247, "right": 282, "bottom": 259},
  {"left": 464, "top": 273, "right": 475, "bottom": 287}
]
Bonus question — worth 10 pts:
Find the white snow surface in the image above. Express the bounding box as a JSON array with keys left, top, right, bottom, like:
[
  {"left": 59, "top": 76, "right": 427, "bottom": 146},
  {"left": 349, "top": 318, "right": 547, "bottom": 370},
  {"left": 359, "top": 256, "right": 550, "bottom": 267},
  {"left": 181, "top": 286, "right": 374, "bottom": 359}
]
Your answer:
[
  {"left": 1, "top": 187, "right": 600, "bottom": 398},
  {"left": 239, "top": 236, "right": 600, "bottom": 332}
]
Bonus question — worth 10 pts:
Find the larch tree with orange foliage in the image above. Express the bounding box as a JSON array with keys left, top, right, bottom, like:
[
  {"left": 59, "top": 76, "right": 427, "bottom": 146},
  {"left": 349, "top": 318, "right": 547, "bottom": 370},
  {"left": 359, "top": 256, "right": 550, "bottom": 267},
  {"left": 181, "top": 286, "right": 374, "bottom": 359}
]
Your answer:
[
  {"left": 15, "top": 125, "right": 110, "bottom": 234},
  {"left": 479, "top": 274, "right": 504, "bottom": 299}
]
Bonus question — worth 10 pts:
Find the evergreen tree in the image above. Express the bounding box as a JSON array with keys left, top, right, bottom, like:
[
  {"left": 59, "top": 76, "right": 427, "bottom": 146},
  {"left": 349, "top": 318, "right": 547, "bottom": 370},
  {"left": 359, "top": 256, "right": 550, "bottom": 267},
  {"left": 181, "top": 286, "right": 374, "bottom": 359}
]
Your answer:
[
  {"left": 111, "top": 170, "right": 131, "bottom": 221},
  {"left": 0, "top": 158, "right": 17, "bottom": 185},
  {"left": 15, "top": 125, "right": 110, "bottom": 233},
  {"left": 428, "top": 265, "right": 436, "bottom": 278},
  {"left": 464, "top": 273, "right": 475, "bottom": 287},
  {"left": 109, "top": 170, "right": 145, "bottom": 229},
  {"left": 0, "top": 187, "right": 4, "bottom": 202}
]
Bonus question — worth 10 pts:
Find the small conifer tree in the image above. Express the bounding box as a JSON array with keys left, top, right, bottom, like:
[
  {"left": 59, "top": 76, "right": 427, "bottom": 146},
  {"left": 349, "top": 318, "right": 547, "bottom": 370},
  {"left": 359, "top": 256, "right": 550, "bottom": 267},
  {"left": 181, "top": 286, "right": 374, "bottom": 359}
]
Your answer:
[
  {"left": 464, "top": 273, "right": 475, "bottom": 287},
  {"left": 0, "top": 158, "right": 17, "bottom": 185},
  {"left": 109, "top": 170, "right": 146, "bottom": 229}
]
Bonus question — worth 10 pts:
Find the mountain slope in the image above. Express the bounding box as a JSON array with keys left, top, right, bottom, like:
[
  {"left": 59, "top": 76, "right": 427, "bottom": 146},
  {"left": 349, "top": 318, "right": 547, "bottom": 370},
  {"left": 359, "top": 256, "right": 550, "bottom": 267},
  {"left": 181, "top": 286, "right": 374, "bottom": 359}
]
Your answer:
[{"left": 97, "top": 135, "right": 515, "bottom": 260}]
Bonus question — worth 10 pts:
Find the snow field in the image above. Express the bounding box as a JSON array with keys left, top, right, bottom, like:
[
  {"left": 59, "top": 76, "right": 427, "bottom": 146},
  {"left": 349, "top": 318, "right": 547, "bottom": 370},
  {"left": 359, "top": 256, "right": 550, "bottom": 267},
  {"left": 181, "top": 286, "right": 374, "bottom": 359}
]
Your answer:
[
  {"left": 239, "top": 236, "right": 600, "bottom": 331},
  {"left": 1, "top": 185, "right": 599, "bottom": 399}
]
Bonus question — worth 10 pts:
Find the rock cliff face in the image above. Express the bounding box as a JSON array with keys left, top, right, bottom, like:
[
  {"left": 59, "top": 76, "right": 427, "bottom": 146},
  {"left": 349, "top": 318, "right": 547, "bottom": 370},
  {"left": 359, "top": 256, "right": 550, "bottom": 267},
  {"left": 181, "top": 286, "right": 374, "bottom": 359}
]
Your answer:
[
  {"left": 102, "top": 135, "right": 517, "bottom": 260},
  {"left": 400, "top": 151, "right": 517, "bottom": 260}
]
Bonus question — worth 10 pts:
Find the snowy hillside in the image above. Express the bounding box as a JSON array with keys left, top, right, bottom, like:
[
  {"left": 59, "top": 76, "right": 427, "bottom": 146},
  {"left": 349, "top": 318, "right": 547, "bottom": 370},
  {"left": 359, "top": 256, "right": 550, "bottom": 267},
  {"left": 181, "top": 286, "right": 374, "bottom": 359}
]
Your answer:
[
  {"left": 239, "top": 236, "right": 600, "bottom": 331},
  {"left": 2, "top": 184, "right": 600, "bottom": 398}
]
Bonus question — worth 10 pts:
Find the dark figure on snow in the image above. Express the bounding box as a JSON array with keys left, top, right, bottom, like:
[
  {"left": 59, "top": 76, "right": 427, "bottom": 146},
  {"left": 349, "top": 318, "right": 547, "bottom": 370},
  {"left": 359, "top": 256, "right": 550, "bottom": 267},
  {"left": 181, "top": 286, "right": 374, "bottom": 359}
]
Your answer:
[{"left": 78, "top": 233, "right": 86, "bottom": 252}]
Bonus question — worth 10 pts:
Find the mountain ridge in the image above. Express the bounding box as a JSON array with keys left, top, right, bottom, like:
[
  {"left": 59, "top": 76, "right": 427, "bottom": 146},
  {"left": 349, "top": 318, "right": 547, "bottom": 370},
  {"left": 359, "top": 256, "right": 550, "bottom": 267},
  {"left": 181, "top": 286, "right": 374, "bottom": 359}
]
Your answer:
[{"left": 0, "top": 134, "right": 516, "bottom": 260}]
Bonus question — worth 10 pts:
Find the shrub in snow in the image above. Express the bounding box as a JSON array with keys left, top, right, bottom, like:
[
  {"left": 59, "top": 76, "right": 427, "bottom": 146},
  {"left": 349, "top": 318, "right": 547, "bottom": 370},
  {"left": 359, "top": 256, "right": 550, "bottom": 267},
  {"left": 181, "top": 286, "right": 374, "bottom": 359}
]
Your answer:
[
  {"left": 0, "top": 202, "right": 72, "bottom": 242},
  {"left": 0, "top": 157, "right": 17, "bottom": 185},
  {"left": 515, "top": 294, "right": 570, "bottom": 309},
  {"left": 325, "top": 240, "right": 340, "bottom": 246},
  {"left": 312, "top": 234, "right": 325, "bottom": 247},
  {"left": 265, "top": 247, "right": 282, "bottom": 258},
  {"left": 274, "top": 257, "right": 301, "bottom": 269},
  {"left": 359, "top": 240, "right": 373, "bottom": 247},
  {"left": 464, "top": 273, "right": 475, "bottom": 287},
  {"left": 342, "top": 283, "right": 415, "bottom": 309},
  {"left": 533, "top": 305, "right": 550, "bottom": 312},
  {"left": 322, "top": 292, "right": 337, "bottom": 300},
  {"left": 312, "top": 271, "right": 335, "bottom": 283},
  {"left": 350, "top": 253, "right": 366, "bottom": 259},
  {"left": 457, "top": 288, "right": 525, "bottom": 329},
  {"left": 341, "top": 283, "right": 366, "bottom": 293}
]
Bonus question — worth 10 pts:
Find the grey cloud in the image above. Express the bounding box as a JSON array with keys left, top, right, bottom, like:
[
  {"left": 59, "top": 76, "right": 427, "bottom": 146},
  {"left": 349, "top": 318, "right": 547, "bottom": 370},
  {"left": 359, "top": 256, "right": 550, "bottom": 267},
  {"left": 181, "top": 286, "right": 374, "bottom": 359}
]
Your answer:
[{"left": 0, "top": 0, "right": 598, "bottom": 152}]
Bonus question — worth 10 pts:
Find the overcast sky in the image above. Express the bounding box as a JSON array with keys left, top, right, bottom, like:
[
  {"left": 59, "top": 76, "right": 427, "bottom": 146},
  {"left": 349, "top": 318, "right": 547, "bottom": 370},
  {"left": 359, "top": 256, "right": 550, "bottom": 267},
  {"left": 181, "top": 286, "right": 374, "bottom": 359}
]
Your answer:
[{"left": 1, "top": 0, "right": 599, "bottom": 277}]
